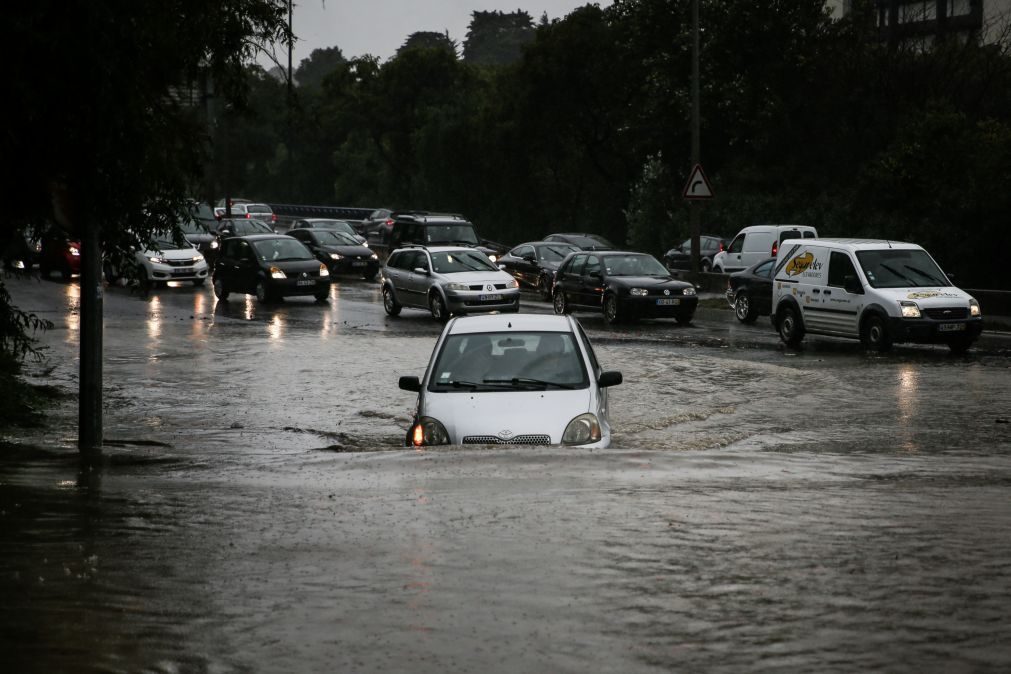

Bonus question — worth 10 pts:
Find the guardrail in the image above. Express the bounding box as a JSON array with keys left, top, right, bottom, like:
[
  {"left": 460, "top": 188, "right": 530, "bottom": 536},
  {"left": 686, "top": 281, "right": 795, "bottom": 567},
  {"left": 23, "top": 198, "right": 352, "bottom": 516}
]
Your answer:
[{"left": 267, "top": 203, "right": 375, "bottom": 223}]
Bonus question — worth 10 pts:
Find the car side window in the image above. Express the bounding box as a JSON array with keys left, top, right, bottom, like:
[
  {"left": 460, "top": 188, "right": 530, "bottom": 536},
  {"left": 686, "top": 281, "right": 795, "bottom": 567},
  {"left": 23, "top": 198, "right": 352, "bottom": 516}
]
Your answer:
[
  {"left": 828, "top": 251, "right": 857, "bottom": 288},
  {"left": 728, "top": 235, "right": 744, "bottom": 254},
  {"left": 585, "top": 255, "right": 601, "bottom": 276},
  {"left": 803, "top": 230, "right": 817, "bottom": 238},
  {"left": 755, "top": 259, "right": 774, "bottom": 277},
  {"left": 236, "top": 241, "right": 253, "bottom": 261},
  {"left": 513, "top": 245, "right": 533, "bottom": 259},
  {"left": 569, "top": 254, "right": 587, "bottom": 276}
]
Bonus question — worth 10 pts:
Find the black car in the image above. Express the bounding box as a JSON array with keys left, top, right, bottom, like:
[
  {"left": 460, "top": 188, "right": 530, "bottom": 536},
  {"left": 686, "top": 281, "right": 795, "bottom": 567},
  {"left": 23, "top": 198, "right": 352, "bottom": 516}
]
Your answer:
[
  {"left": 359, "top": 208, "right": 394, "bottom": 243},
  {"left": 289, "top": 218, "right": 368, "bottom": 245},
  {"left": 389, "top": 212, "right": 508, "bottom": 260},
  {"left": 497, "top": 241, "right": 581, "bottom": 300},
  {"left": 179, "top": 217, "right": 219, "bottom": 267},
  {"left": 543, "top": 232, "right": 615, "bottom": 251},
  {"left": 287, "top": 228, "right": 380, "bottom": 279},
  {"left": 725, "top": 257, "right": 776, "bottom": 324},
  {"left": 212, "top": 234, "right": 331, "bottom": 303},
  {"left": 213, "top": 217, "right": 274, "bottom": 242},
  {"left": 663, "top": 235, "right": 727, "bottom": 272},
  {"left": 552, "top": 251, "right": 698, "bottom": 325}
]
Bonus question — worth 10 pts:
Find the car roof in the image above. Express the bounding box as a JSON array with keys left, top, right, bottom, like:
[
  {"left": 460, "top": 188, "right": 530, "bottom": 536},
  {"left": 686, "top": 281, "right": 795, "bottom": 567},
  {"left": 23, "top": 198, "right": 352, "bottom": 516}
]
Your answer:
[
  {"left": 391, "top": 245, "right": 482, "bottom": 254},
  {"left": 446, "top": 313, "right": 575, "bottom": 335},
  {"left": 227, "top": 234, "right": 292, "bottom": 242}
]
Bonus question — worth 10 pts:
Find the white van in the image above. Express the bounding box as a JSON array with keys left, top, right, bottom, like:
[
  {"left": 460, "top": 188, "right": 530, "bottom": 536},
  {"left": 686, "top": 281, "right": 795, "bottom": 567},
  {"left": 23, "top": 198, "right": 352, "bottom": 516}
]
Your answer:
[
  {"left": 713, "top": 224, "right": 818, "bottom": 273},
  {"left": 771, "top": 239, "right": 983, "bottom": 353}
]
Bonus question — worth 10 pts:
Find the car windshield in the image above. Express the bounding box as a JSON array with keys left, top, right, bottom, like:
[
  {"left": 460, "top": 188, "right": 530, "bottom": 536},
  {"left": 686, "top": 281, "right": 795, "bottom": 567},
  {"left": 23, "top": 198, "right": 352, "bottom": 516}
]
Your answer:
[
  {"left": 537, "top": 244, "right": 579, "bottom": 261},
  {"left": 252, "top": 238, "right": 313, "bottom": 262},
  {"left": 429, "top": 332, "right": 589, "bottom": 392},
  {"left": 178, "top": 219, "right": 205, "bottom": 235},
  {"left": 856, "top": 249, "right": 950, "bottom": 288},
  {"left": 151, "top": 238, "right": 189, "bottom": 251},
  {"left": 314, "top": 230, "right": 359, "bottom": 246},
  {"left": 425, "top": 225, "right": 480, "bottom": 245},
  {"left": 430, "top": 250, "right": 497, "bottom": 273},
  {"left": 246, "top": 204, "right": 272, "bottom": 214},
  {"left": 232, "top": 220, "right": 272, "bottom": 235},
  {"left": 311, "top": 220, "right": 353, "bottom": 232},
  {"left": 604, "top": 254, "right": 669, "bottom": 276}
]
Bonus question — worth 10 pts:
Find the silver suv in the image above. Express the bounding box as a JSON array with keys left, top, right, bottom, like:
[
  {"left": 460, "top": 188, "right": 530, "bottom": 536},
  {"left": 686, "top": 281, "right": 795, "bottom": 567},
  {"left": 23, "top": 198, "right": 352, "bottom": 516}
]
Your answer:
[{"left": 381, "top": 246, "right": 520, "bottom": 322}]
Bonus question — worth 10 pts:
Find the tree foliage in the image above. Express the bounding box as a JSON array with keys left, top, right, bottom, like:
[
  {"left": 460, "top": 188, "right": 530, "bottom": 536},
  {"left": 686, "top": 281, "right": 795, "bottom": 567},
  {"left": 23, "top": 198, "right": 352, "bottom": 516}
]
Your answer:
[
  {"left": 462, "top": 11, "right": 536, "bottom": 65},
  {"left": 295, "top": 45, "right": 346, "bottom": 89}
]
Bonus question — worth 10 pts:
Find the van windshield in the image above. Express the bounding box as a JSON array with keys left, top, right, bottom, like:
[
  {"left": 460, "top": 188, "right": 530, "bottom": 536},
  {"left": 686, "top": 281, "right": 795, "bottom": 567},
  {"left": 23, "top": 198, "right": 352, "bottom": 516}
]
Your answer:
[{"left": 856, "top": 249, "right": 950, "bottom": 288}]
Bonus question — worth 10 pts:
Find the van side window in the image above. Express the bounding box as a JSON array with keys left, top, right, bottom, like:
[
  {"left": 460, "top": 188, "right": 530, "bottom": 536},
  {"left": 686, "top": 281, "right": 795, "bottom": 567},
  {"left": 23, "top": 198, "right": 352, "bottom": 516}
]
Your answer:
[
  {"left": 828, "top": 251, "right": 857, "bottom": 288},
  {"left": 803, "top": 230, "right": 817, "bottom": 238},
  {"left": 728, "top": 235, "right": 744, "bottom": 254}
]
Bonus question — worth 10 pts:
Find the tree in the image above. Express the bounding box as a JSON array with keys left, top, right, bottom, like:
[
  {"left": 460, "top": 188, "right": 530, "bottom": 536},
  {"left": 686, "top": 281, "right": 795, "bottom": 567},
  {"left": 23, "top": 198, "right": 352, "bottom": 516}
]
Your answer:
[
  {"left": 462, "top": 10, "right": 536, "bottom": 65},
  {"left": 295, "top": 45, "right": 346, "bottom": 88},
  {"left": 397, "top": 31, "right": 458, "bottom": 57}
]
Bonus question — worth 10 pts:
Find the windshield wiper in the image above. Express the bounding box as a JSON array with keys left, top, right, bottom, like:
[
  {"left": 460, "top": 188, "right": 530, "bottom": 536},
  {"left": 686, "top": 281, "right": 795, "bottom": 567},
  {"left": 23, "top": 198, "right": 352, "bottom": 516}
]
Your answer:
[
  {"left": 483, "top": 377, "right": 575, "bottom": 390},
  {"left": 904, "top": 264, "right": 945, "bottom": 285},
  {"left": 879, "top": 263, "right": 917, "bottom": 286}
]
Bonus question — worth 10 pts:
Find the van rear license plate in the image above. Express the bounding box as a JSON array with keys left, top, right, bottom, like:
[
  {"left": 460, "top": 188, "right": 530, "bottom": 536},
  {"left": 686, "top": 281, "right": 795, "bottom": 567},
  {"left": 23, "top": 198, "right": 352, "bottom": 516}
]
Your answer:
[
  {"left": 296, "top": 279, "right": 314, "bottom": 287},
  {"left": 938, "top": 322, "right": 965, "bottom": 332},
  {"left": 656, "top": 298, "right": 680, "bottom": 306},
  {"left": 480, "top": 293, "right": 502, "bottom": 301}
]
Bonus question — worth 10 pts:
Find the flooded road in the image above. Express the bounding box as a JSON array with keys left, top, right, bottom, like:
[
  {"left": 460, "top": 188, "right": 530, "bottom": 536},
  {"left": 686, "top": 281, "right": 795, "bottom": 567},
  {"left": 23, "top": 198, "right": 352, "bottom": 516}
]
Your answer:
[{"left": 2, "top": 276, "right": 1010, "bottom": 672}]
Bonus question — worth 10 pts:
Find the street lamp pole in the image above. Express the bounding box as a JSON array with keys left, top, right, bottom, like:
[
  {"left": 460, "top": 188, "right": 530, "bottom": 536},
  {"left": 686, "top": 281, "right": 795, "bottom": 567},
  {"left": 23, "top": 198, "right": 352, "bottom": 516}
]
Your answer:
[{"left": 690, "top": 0, "right": 702, "bottom": 273}]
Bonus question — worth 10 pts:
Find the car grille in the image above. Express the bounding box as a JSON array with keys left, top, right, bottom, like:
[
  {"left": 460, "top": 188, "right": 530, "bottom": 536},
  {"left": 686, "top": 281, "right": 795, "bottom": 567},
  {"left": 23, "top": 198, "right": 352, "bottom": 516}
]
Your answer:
[
  {"left": 166, "top": 259, "right": 197, "bottom": 267},
  {"left": 924, "top": 307, "right": 968, "bottom": 320},
  {"left": 466, "top": 283, "right": 509, "bottom": 291},
  {"left": 462, "top": 435, "right": 552, "bottom": 445}
]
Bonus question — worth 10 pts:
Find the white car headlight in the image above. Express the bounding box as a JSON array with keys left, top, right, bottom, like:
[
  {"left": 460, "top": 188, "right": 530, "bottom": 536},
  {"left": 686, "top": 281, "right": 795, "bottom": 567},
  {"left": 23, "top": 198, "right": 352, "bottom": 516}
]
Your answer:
[
  {"left": 900, "top": 301, "right": 921, "bottom": 318},
  {"left": 488, "top": 255, "right": 498, "bottom": 263},
  {"left": 210, "top": 240, "right": 219, "bottom": 249},
  {"left": 319, "top": 263, "right": 329, "bottom": 277},
  {"left": 412, "top": 417, "right": 450, "bottom": 446},
  {"left": 447, "top": 282, "right": 470, "bottom": 291},
  {"left": 330, "top": 253, "right": 344, "bottom": 260},
  {"left": 562, "top": 413, "right": 602, "bottom": 445},
  {"left": 970, "top": 298, "right": 981, "bottom": 317},
  {"left": 629, "top": 288, "right": 647, "bottom": 296},
  {"left": 269, "top": 266, "right": 286, "bottom": 279},
  {"left": 370, "top": 253, "right": 379, "bottom": 260},
  {"left": 506, "top": 279, "right": 519, "bottom": 289},
  {"left": 682, "top": 286, "right": 697, "bottom": 296},
  {"left": 147, "top": 255, "right": 165, "bottom": 264},
  {"left": 69, "top": 246, "right": 81, "bottom": 256}
]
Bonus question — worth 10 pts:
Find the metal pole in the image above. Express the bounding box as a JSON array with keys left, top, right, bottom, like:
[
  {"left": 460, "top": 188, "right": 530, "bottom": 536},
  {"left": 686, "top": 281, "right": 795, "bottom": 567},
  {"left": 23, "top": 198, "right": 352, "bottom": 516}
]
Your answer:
[
  {"left": 690, "top": 0, "right": 702, "bottom": 273},
  {"left": 79, "top": 217, "right": 103, "bottom": 458}
]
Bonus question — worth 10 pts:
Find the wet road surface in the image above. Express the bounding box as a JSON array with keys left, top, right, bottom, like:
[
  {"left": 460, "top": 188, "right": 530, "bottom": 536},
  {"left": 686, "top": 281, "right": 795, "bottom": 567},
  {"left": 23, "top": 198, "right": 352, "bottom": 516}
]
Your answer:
[{"left": 2, "top": 275, "right": 1010, "bottom": 672}]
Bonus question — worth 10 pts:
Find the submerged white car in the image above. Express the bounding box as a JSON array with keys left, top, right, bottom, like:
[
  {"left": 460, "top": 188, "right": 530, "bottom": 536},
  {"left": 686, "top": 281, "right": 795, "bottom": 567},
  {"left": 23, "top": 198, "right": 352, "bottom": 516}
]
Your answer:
[{"left": 398, "top": 313, "right": 622, "bottom": 447}]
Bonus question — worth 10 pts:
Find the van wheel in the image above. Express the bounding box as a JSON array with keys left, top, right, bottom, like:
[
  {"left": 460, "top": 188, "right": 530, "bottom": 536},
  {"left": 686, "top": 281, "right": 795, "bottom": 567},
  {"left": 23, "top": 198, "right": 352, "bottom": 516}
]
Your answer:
[
  {"left": 861, "top": 314, "right": 892, "bottom": 353},
  {"left": 429, "top": 293, "right": 448, "bottom": 322},
  {"left": 735, "top": 290, "right": 758, "bottom": 323},
  {"left": 778, "top": 305, "right": 805, "bottom": 347},
  {"left": 383, "top": 285, "right": 401, "bottom": 316},
  {"left": 946, "top": 336, "right": 973, "bottom": 354}
]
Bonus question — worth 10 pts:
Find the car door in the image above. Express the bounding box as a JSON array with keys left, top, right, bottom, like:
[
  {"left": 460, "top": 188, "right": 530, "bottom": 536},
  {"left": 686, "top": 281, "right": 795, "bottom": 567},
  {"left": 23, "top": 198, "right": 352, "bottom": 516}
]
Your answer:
[
  {"left": 816, "top": 251, "right": 863, "bottom": 337},
  {"left": 512, "top": 245, "right": 537, "bottom": 287},
  {"left": 724, "top": 233, "right": 746, "bottom": 272},
  {"left": 555, "top": 253, "right": 584, "bottom": 305},
  {"left": 578, "top": 254, "right": 604, "bottom": 307},
  {"left": 402, "top": 250, "right": 431, "bottom": 307},
  {"left": 751, "top": 258, "right": 775, "bottom": 315},
  {"left": 233, "top": 240, "right": 259, "bottom": 294},
  {"left": 215, "top": 239, "right": 239, "bottom": 290}
]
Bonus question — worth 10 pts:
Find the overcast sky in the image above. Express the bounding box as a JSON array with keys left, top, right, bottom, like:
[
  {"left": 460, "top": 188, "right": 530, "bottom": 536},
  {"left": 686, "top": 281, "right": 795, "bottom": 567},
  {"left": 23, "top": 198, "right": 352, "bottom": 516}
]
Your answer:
[{"left": 261, "top": 1, "right": 610, "bottom": 69}]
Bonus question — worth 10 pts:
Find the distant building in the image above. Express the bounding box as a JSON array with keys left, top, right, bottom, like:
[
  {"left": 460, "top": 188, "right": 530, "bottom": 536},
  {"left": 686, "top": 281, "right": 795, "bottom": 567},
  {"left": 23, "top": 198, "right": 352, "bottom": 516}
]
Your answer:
[{"left": 828, "top": 0, "right": 1011, "bottom": 48}]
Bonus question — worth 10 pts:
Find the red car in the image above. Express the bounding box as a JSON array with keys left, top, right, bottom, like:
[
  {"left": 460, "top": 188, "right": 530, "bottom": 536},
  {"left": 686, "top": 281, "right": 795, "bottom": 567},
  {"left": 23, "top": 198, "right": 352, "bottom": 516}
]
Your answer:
[{"left": 39, "top": 231, "right": 82, "bottom": 280}]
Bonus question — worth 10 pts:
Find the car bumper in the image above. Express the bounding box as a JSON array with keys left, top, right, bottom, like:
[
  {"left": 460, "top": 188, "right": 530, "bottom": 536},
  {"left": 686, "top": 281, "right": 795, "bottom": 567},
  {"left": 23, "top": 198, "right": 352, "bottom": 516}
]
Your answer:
[
  {"left": 445, "top": 289, "right": 521, "bottom": 314},
  {"left": 268, "top": 277, "right": 331, "bottom": 297},
  {"left": 147, "top": 262, "right": 209, "bottom": 281},
  {"left": 621, "top": 295, "right": 699, "bottom": 317},
  {"left": 330, "top": 259, "right": 380, "bottom": 277},
  {"left": 887, "top": 316, "right": 984, "bottom": 343}
]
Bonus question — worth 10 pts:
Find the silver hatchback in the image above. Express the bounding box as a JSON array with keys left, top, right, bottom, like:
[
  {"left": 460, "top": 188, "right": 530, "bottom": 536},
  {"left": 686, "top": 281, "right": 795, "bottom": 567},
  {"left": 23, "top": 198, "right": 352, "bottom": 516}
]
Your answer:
[{"left": 381, "top": 246, "right": 520, "bottom": 321}]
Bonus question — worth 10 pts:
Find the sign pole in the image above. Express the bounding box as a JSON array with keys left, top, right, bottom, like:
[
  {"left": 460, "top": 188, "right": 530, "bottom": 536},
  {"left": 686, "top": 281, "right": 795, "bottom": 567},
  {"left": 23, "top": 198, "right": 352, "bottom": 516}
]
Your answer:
[{"left": 690, "top": 0, "right": 701, "bottom": 273}]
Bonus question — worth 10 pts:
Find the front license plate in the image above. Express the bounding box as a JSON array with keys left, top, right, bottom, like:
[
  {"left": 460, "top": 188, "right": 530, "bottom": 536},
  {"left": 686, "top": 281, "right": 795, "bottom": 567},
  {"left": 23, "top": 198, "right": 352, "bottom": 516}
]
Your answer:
[
  {"left": 480, "top": 293, "right": 503, "bottom": 301},
  {"left": 351, "top": 260, "right": 366, "bottom": 267},
  {"left": 656, "top": 298, "right": 681, "bottom": 306},
  {"left": 296, "top": 279, "right": 314, "bottom": 287},
  {"left": 938, "top": 322, "right": 965, "bottom": 332},
  {"left": 171, "top": 268, "right": 193, "bottom": 277}
]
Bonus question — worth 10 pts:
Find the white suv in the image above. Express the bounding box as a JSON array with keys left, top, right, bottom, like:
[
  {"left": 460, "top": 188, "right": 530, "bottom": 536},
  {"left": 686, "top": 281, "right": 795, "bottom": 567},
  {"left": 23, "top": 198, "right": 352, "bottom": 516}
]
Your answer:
[
  {"left": 772, "top": 238, "right": 983, "bottom": 353},
  {"left": 381, "top": 245, "right": 520, "bottom": 321},
  {"left": 398, "top": 313, "right": 622, "bottom": 447}
]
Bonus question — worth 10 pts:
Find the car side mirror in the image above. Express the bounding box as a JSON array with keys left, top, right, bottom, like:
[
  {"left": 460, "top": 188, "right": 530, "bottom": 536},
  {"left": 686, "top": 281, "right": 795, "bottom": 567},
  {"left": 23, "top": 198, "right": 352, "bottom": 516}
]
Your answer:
[
  {"left": 588, "top": 270, "right": 601, "bottom": 279},
  {"left": 413, "top": 267, "right": 429, "bottom": 275},
  {"left": 843, "top": 274, "right": 863, "bottom": 294},
  {"left": 399, "top": 376, "right": 421, "bottom": 392},
  {"left": 597, "top": 370, "right": 622, "bottom": 388}
]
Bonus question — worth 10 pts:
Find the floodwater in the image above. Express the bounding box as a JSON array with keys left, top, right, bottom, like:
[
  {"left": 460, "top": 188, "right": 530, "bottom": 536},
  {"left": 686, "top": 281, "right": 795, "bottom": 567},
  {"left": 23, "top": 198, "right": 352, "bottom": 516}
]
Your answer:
[{"left": 2, "top": 275, "right": 1010, "bottom": 672}]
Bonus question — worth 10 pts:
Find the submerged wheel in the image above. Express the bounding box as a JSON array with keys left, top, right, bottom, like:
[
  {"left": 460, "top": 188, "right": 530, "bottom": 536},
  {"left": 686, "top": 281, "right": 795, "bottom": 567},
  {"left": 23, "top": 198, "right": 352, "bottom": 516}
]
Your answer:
[
  {"left": 603, "top": 294, "right": 621, "bottom": 324},
  {"left": 192, "top": 278, "right": 206, "bottom": 287},
  {"left": 538, "top": 275, "right": 552, "bottom": 301},
  {"left": 429, "top": 293, "right": 448, "bottom": 322},
  {"left": 735, "top": 290, "right": 758, "bottom": 324},
  {"left": 778, "top": 305, "right": 805, "bottom": 348},
  {"left": 383, "top": 285, "right": 401, "bottom": 316},
  {"left": 947, "top": 335, "right": 973, "bottom": 355},
  {"left": 255, "top": 279, "right": 271, "bottom": 303},
  {"left": 553, "top": 290, "right": 570, "bottom": 315},
  {"left": 675, "top": 311, "right": 694, "bottom": 325},
  {"left": 861, "top": 314, "right": 892, "bottom": 353},
  {"left": 213, "top": 278, "right": 229, "bottom": 301},
  {"left": 314, "top": 289, "right": 330, "bottom": 302}
]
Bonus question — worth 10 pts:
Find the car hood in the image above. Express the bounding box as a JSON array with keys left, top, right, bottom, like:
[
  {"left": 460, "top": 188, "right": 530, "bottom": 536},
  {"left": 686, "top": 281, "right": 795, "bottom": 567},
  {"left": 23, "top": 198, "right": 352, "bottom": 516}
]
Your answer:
[
  {"left": 422, "top": 389, "right": 592, "bottom": 444},
  {"left": 141, "top": 248, "right": 202, "bottom": 261},
  {"left": 607, "top": 275, "right": 693, "bottom": 289},
  {"left": 441, "top": 270, "right": 516, "bottom": 285},
  {"left": 185, "top": 233, "right": 214, "bottom": 244},
  {"left": 874, "top": 286, "right": 976, "bottom": 307}
]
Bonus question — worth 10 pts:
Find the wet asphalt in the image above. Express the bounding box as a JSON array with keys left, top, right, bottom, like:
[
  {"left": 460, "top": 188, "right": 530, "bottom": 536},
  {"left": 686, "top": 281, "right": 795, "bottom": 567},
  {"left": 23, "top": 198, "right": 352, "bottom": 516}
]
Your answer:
[{"left": 1, "top": 274, "right": 1010, "bottom": 673}]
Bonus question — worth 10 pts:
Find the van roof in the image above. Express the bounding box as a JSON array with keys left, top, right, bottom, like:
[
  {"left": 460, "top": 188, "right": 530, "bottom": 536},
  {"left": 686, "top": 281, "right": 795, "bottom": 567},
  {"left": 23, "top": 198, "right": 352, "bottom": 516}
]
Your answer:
[{"left": 780, "top": 237, "right": 923, "bottom": 252}]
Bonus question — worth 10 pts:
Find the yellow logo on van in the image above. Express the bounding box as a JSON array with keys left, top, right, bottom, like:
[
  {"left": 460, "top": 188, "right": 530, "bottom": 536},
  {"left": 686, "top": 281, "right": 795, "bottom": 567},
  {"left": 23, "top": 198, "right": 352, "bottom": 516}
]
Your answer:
[{"left": 785, "top": 252, "right": 815, "bottom": 276}]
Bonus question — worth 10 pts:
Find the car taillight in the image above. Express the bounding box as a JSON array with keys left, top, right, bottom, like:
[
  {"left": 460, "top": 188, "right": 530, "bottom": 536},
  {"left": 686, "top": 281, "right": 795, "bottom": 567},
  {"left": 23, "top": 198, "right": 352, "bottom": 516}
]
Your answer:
[
  {"left": 385, "top": 218, "right": 394, "bottom": 228},
  {"left": 719, "top": 241, "right": 725, "bottom": 252},
  {"left": 272, "top": 213, "right": 277, "bottom": 222},
  {"left": 771, "top": 241, "right": 778, "bottom": 257},
  {"left": 245, "top": 213, "right": 251, "bottom": 218}
]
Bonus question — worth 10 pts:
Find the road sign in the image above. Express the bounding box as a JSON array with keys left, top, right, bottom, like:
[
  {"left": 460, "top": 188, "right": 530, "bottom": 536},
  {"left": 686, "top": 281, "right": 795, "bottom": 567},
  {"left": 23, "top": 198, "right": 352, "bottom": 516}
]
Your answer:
[{"left": 682, "top": 163, "right": 714, "bottom": 200}]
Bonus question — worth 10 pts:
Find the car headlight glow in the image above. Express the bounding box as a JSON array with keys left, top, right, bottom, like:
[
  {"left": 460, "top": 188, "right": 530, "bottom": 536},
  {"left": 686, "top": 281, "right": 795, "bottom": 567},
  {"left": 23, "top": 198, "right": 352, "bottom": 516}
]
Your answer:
[
  {"left": 370, "top": 253, "right": 379, "bottom": 260},
  {"left": 447, "top": 282, "right": 469, "bottom": 291},
  {"left": 330, "top": 253, "right": 344, "bottom": 260},
  {"left": 210, "top": 240, "right": 219, "bottom": 249},
  {"left": 970, "top": 298, "right": 981, "bottom": 317},
  {"left": 629, "top": 288, "right": 648, "bottom": 296},
  {"left": 412, "top": 417, "right": 450, "bottom": 446},
  {"left": 682, "top": 286, "right": 697, "bottom": 296},
  {"left": 319, "top": 263, "right": 329, "bottom": 277},
  {"left": 562, "top": 413, "right": 602, "bottom": 445},
  {"left": 506, "top": 279, "right": 519, "bottom": 289},
  {"left": 488, "top": 255, "right": 498, "bottom": 263},
  {"left": 69, "top": 246, "right": 81, "bottom": 256},
  {"left": 191, "top": 256, "right": 203, "bottom": 264},
  {"left": 900, "top": 301, "right": 921, "bottom": 318},
  {"left": 269, "top": 266, "right": 286, "bottom": 279},
  {"left": 147, "top": 255, "right": 165, "bottom": 264}
]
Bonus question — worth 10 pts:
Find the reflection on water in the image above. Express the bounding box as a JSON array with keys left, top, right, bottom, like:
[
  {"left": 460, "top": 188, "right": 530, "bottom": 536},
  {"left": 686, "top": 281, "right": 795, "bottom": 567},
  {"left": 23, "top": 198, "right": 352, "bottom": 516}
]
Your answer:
[
  {"left": 146, "top": 295, "right": 162, "bottom": 341},
  {"left": 267, "top": 314, "right": 285, "bottom": 342},
  {"left": 895, "top": 363, "right": 920, "bottom": 452},
  {"left": 63, "top": 283, "right": 80, "bottom": 341}
]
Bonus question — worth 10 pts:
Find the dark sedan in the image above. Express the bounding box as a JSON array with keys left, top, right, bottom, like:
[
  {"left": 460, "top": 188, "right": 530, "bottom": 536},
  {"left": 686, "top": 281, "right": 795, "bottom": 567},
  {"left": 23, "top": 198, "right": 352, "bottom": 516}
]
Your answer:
[
  {"left": 663, "top": 235, "right": 727, "bottom": 272},
  {"left": 213, "top": 218, "right": 274, "bottom": 244},
  {"left": 289, "top": 218, "right": 368, "bottom": 246},
  {"left": 212, "top": 234, "right": 331, "bottom": 303},
  {"left": 725, "top": 257, "right": 775, "bottom": 324},
  {"left": 497, "top": 241, "right": 581, "bottom": 300},
  {"left": 287, "top": 228, "right": 380, "bottom": 280},
  {"left": 179, "top": 217, "right": 219, "bottom": 267},
  {"left": 552, "top": 251, "right": 698, "bottom": 325},
  {"left": 543, "top": 232, "right": 615, "bottom": 251}
]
